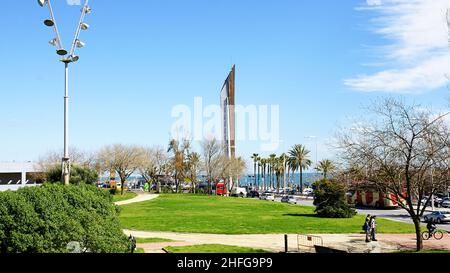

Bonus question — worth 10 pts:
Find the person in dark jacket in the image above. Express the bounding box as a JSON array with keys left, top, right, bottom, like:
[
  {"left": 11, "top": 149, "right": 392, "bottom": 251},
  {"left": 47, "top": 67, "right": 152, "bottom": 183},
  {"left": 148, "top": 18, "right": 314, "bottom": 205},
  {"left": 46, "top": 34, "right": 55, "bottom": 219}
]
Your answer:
[{"left": 364, "top": 214, "right": 372, "bottom": 242}]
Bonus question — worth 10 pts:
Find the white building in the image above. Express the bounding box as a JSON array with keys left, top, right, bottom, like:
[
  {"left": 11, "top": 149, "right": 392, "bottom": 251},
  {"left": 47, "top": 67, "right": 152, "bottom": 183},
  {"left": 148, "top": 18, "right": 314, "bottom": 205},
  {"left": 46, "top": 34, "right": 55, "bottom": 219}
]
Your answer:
[{"left": 0, "top": 162, "right": 42, "bottom": 191}]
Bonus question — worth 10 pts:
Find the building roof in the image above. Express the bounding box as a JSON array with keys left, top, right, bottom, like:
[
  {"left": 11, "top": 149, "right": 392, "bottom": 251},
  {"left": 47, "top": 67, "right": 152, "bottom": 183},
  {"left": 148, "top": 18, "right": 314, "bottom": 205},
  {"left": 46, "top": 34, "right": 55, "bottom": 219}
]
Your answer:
[{"left": 0, "top": 162, "right": 40, "bottom": 173}]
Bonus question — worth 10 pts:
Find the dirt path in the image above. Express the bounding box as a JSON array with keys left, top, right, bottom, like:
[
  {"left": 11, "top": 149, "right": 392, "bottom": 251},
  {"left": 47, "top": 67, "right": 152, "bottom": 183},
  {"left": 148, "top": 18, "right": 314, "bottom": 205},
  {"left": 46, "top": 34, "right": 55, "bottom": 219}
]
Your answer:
[{"left": 114, "top": 193, "right": 159, "bottom": 206}]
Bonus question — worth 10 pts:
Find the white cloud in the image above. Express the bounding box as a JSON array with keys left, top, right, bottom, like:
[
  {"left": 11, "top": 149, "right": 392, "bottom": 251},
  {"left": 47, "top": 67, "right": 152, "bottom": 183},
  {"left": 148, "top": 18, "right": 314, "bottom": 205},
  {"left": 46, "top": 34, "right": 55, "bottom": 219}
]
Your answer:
[
  {"left": 366, "top": 0, "right": 382, "bottom": 6},
  {"left": 345, "top": 0, "right": 450, "bottom": 93}
]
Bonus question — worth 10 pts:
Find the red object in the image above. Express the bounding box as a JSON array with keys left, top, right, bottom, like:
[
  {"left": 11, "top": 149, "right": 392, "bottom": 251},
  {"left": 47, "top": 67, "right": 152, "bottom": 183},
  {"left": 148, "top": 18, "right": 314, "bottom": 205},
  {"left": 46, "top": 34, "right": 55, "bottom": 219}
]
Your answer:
[
  {"left": 356, "top": 191, "right": 363, "bottom": 206},
  {"left": 216, "top": 182, "right": 227, "bottom": 196},
  {"left": 379, "top": 192, "right": 385, "bottom": 208},
  {"left": 366, "top": 191, "right": 373, "bottom": 205}
]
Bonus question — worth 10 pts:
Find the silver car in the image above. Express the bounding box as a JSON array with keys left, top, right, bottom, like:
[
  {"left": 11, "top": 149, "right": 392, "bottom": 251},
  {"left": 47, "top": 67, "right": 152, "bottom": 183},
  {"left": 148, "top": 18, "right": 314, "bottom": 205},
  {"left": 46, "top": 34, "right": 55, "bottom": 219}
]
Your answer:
[
  {"left": 441, "top": 200, "right": 450, "bottom": 208},
  {"left": 423, "top": 211, "right": 450, "bottom": 224}
]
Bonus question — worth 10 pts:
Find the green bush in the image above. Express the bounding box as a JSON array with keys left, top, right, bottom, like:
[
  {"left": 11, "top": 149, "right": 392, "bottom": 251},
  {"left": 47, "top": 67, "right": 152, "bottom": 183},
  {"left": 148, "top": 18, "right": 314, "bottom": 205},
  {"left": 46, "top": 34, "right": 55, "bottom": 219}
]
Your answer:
[
  {"left": 312, "top": 179, "right": 357, "bottom": 218},
  {"left": 0, "top": 184, "right": 130, "bottom": 253},
  {"left": 46, "top": 165, "right": 99, "bottom": 185}
]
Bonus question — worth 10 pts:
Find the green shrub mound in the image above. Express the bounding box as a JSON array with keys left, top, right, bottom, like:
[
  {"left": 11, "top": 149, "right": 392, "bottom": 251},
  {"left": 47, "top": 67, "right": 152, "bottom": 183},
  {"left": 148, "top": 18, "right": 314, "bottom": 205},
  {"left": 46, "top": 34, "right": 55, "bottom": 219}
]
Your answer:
[
  {"left": 46, "top": 165, "right": 99, "bottom": 185},
  {"left": 0, "top": 184, "right": 130, "bottom": 253},
  {"left": 313, "top": 179, "right": 357, "bottom": 218}
]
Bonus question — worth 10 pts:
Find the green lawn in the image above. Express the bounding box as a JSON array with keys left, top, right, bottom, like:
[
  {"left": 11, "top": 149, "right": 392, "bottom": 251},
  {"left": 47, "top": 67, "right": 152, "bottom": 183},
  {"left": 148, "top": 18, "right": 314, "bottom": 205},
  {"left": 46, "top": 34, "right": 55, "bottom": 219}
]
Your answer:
[
  {"left": 119, "top": 194, "right": 414, "bottom": 234},
  {"left": 165, "top": 244, "right": 270, "bottom": 253},
  {"left": 136, "top": 237, "right": 175, "bottom": 244},
  {"left": 112, "top": 191, "right": 138, "bottom": 202}
]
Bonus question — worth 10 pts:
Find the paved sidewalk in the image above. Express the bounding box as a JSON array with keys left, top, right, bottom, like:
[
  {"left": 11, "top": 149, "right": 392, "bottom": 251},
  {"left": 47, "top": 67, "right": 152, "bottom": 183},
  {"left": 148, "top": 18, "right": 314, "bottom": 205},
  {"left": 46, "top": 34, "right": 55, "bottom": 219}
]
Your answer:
[
  {"left": 125, "top": 230, "right": 444, "bottom": 253},
  {"left": 114, "top": 193, "right": 159, "bottom": 206}
]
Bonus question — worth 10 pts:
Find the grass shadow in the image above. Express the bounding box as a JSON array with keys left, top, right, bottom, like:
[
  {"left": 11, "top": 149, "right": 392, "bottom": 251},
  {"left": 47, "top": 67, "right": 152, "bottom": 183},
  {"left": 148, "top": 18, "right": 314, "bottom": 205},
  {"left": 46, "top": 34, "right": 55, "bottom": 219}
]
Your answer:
[{"left": 283, "top": 213, "right": 322, "bottom": 218}]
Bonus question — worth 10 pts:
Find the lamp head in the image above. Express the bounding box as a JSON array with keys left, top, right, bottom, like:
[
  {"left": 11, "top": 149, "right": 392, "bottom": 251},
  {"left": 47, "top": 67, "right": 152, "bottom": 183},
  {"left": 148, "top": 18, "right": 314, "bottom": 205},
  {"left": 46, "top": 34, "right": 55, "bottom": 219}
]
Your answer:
[
  {"left": 75, "top": 40, "right": 85, "bottom": 48},
  {"left": 82, "top": 6, "right": 92, "bottom": 14},
  {"left": 57, "top": 49, "right": 68, "bottom": 56},
  {"left": 49, "top": 38, "right": 58, "bottom": 46},
  {"left": 44, "top": 19, "right": 55, "bottom": 27},
  {"left": 80, "top": 23, "right": 90, "bottom": 30},
  {"left": 37, "top": 0, "right": 46, "bottom": 7}
]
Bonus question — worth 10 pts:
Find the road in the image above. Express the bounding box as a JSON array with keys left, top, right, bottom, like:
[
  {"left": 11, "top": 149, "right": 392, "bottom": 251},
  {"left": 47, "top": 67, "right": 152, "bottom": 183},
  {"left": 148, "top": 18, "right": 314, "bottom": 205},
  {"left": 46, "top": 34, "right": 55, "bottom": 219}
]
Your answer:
[{"left": 278, "top": 197, "right": 450, "bottom": 232}]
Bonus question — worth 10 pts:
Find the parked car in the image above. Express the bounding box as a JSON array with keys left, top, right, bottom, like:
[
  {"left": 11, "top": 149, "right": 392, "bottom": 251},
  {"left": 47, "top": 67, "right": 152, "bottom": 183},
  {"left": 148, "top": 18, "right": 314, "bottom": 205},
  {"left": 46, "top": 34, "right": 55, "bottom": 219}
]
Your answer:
[
  {"left": 281, "top": 195, "right": 290, "bottom": 203},
  {"left": 231, "top": 187, "right": 247, "bottom": 198},
  {"left": 247, "top": 190, "right": 260, "bottom": 198},
  {"left": 288, "top": 196, "right": 300, "bottom": 205},
  {"left": 420, "top": 197, "right": 441, "bottom": 208},
  {"left": 423, "top": 211, "right": 450, "bottom": 224},
  {"left": 441, "top": 198, "right": 450, "bottom": 208},
  {"left": 302, "top": 188, "right": 314, "bottom": 196},
  {"left": 266, "top": 195, "right": 275, "bottom": 201}
]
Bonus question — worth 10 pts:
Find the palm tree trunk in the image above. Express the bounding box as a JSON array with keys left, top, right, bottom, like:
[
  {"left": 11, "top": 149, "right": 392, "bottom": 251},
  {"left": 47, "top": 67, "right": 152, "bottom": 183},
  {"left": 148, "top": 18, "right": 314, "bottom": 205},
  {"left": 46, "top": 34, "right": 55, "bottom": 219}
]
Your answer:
[
  {"left": 263, "top": 166, "right": 266, "bottom": 191},
  {"left": 287, "top": 168, "right": 291, "bottom": 188},
  {"left": 277, "top": 173, "right": 280, "bottom": 193},
  {"left": 257, "top": 165, "right": 260, "bottom": 190},
  {"left": 300, "top": 168, "right": 303, "bottom": 193},
  {"left": 253, "top": 162, "right": 256, "bottom": 188}
]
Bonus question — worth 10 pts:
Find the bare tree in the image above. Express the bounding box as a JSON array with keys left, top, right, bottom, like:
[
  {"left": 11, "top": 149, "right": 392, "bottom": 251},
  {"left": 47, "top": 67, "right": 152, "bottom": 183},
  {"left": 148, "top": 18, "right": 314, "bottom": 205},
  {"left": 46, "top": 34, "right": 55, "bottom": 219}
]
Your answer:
[
  {"left": 338, "top": 98, "right": 450, "bottom": 251},
  {"left": 97, "top": 144, "right": 143, "bottom": 195},
  {"left": 226, "top": 157, "right": 247, "bottom": 190},
  {"left": 138, "top": 147, "right": 159, "bottom": 191},
  {"left": 201, "top": 137, "right": 223, "bottom": 194},
  {"left": 186, "top": 152, "right": 202, "bottom": 193}
]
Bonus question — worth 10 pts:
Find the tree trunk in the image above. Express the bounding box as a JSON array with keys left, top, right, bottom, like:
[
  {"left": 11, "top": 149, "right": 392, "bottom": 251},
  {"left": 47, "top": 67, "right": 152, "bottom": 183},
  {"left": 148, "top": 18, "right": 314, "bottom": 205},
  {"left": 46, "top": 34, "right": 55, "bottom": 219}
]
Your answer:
[
  {"left": 120, "top": 175, "right": 125, "bottom": 195},
  {"left": 257, "top": 166, "right": 260, "bottom": 190},
  {"left": 300, "top": 168, "right": 303, "bottom": 193},
  {"left": 413, "top": 217, "right": 423, "bottom": 252},
  {"left": 254, "top": 163, "right": 256, "bottom": 188},
  {"left": 277, "top": 174, "right": 280, "bottom": 193}
]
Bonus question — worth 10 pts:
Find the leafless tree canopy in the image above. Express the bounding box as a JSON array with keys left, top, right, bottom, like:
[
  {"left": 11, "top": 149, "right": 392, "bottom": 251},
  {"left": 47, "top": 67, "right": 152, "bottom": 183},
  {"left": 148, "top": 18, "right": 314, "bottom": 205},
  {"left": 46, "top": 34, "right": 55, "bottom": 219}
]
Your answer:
[
  {"left": 338, "top": 98, "right": 450, "bottom": 251},
  {"left": 97, "top": 144, "right": 143, "bottom": 195}
]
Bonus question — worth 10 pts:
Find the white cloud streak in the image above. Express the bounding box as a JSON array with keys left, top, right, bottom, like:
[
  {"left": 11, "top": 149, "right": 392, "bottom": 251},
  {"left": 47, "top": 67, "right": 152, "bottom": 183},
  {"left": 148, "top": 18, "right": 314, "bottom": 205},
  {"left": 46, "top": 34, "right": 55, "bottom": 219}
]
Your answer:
[{"left": 345, "top": 0, "right": 450, "bottom": 93}]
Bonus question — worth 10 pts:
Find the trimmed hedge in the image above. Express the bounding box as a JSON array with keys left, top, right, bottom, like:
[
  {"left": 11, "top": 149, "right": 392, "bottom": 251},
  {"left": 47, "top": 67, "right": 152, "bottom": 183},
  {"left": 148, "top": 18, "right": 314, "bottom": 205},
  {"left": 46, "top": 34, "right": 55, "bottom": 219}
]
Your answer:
[{"left": 0, "top": 184, "right": 130, "bottom": 253}]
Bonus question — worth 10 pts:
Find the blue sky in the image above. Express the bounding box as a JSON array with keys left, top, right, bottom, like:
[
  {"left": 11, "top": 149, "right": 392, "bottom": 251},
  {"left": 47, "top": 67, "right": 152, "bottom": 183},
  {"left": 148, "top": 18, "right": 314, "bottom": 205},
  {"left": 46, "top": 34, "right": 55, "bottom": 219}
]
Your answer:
[{"left": 0, "top": 0, "right": 449, "bottom": 168}]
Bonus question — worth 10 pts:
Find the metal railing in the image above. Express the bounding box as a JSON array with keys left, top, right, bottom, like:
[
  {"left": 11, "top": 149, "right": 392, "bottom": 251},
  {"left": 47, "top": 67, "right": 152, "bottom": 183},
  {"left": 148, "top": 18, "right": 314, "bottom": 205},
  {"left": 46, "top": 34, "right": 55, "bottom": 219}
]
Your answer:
[{"left": 297, "top": 234, "right": 323, "bottom": 251}]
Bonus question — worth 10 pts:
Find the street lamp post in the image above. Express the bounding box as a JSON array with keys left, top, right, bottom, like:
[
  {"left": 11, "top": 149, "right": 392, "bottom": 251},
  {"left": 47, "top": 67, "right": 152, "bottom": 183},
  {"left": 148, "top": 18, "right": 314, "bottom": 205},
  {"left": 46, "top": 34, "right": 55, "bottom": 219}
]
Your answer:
[{"left": 37, "top": 0, "right": 92, "bottom": 185}]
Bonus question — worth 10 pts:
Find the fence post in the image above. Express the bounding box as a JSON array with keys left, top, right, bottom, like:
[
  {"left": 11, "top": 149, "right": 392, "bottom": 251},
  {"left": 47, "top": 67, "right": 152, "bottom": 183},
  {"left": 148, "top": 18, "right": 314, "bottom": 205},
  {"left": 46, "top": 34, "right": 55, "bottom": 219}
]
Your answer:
[{"left": 284, "top": 234, "right": 288, "bottom": 253}]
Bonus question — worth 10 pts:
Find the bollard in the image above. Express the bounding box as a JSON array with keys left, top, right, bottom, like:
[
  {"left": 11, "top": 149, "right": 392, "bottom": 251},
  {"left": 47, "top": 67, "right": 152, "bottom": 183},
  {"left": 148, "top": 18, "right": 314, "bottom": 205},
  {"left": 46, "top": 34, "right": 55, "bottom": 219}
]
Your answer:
[{"left": 284, "top": 234, "right": 288, "bottom": 253}]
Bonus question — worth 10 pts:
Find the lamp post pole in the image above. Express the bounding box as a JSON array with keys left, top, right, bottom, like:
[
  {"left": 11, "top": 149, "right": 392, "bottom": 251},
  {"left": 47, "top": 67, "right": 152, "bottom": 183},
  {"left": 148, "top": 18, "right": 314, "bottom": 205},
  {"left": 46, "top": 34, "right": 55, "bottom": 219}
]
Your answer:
[
  {"left": 37, "top": 0, "right": 91, "bottom": 185},
  {"left": 63, "top": 61, "right": 70, "bottom": 185}
]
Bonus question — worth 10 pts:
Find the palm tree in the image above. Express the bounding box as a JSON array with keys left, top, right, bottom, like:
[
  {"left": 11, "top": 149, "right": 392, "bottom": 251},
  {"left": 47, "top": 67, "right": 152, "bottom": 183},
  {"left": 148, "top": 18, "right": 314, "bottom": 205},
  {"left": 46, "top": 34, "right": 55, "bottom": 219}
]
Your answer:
[
  {"left": 167, "top": 139, "right": 185, "bottom": 193},
  {"left": 257, "top": 156, "right": 261, "bottom": 190},
  {"left": 187, "top": 152, "right": 201, "bottom": 193},
  {"left": 280, "top": 153, "right": 288, "bottom": 189},
  {"left": 251, "top": 153, "right": 259, "bottom": 188},
  {"left": 261, "top": 158, "right": 267, "bottom": 191},
  {"left": 315, "top": 159, "right": 336, "bottom": 179},
  {"left": 274, "top": 158, "right": 285, "bottom": 193},
  {"left": 288, "top": 144, "right": 312, "bottom": 193},
  {"left": 269, "top": 154, "right": 277, "bottom": 189}
]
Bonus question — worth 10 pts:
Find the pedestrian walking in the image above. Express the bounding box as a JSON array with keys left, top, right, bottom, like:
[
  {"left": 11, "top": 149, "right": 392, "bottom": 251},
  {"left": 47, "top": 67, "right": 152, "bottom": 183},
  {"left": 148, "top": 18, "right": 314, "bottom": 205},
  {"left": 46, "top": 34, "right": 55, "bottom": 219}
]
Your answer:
[
  {"left": 364, "top": 214, "right": 371, "bottom": 242},
  {"left": 370, "top": 216, "right": 377, "bottom": 242},
  {"left": 129, "top": 235, "right": 137, "bottom": 254}
]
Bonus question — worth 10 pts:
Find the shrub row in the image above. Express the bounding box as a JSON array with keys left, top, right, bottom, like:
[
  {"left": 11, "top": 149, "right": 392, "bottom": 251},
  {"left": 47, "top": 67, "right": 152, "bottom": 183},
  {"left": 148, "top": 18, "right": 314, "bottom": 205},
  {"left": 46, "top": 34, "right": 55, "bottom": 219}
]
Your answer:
[{"left": 0, "top": 183, "right": 130, "bottom": 253}]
